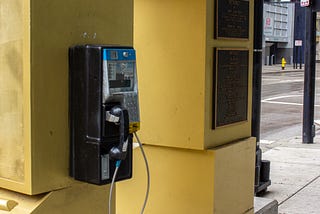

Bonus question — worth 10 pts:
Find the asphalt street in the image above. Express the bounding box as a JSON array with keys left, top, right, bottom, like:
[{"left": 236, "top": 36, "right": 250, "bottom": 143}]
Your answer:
[{"left": 260, "top": 64, "right": 320, "bottom": 143}]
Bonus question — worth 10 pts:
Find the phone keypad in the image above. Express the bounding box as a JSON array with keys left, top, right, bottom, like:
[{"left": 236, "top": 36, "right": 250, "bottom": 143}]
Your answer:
[{"left": 124, "top": 93, "right": 140, "bottom": 122}]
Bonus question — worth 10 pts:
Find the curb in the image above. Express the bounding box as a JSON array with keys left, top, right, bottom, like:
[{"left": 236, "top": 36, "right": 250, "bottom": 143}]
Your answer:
[
  {"left": 254, "top": 197, "right": 278, "bottom": 214},
  {"left": 263, "top": 69, "right": 304, "bottom": 74}
]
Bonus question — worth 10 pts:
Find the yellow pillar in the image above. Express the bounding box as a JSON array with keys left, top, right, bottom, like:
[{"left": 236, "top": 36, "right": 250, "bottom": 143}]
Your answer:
[
  {"left": 0, "top": 0, "right": 133, "bottom": 212},
  {"left": 117, "top": 138, "right": 255, "bottom": 214},
  {"left": 0, "top": 183, "right": 112, "bottom": 213},
  {"left": 133, "top": 0, "right": 253, "bottom": 150},
  {"left": 117, "top": 0, "right": 255, "bottom": 213}
]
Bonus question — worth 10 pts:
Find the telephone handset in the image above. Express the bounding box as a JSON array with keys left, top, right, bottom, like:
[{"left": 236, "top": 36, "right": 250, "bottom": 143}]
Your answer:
[{"left": 107, "top": 106, "right": 131, "bottom": 160}]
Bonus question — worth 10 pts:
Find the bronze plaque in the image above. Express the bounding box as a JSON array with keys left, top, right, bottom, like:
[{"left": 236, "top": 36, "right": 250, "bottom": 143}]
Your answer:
[
  {"left": 213, "top": 49, "right": 249, "bottom": 128},
  {"left": 215, "top": 0, "right": 249, "bottom": 39}
]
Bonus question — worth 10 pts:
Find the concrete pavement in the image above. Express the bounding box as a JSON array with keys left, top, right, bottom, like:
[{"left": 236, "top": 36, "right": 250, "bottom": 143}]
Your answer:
[{"left": 256, "top": 134, "right": 320, "bottom": 214}]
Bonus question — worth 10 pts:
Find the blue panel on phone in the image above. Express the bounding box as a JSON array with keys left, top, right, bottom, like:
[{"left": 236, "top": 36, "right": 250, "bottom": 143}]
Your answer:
[{"left": 103, "top": 49, "right": 136, "bottom": 61}]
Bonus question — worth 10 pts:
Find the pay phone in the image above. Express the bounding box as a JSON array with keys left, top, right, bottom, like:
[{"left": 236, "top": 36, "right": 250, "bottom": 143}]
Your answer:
[{"left": 69, "top": 45, "right": 140, "bottom": 185}]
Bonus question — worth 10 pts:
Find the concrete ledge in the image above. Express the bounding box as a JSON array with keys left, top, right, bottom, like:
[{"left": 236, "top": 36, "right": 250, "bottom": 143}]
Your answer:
[{"left": 254, "top": 197, "right": 278, "bottom": 214}]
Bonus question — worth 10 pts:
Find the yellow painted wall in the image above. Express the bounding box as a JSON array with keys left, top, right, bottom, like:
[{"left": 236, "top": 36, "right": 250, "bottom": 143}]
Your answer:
[
  {"left": 0, "top": 0, "right": 31, "bottom": 194},
  {"left": 117, "top": 137, "right": 256, "bottom": 214},
  {"left": 135, "top": 0, "right": 206, "bottom": 150},
  {"left": 0, "top": 0, "right": 133, "bottom": 195},
  {"left": 0, "top": 183, "right": 113, "bottom": 214},
  {"left": 135, "top": 0, "right": 254, "bottom": 150},
  {"left": 30, "top": 0, "right": 133, "bottom": 195}
]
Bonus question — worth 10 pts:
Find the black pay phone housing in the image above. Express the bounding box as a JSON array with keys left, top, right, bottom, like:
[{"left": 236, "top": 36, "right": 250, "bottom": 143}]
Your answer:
[{"left": 69, "top": 45, "right": 133, "bottom": 185}]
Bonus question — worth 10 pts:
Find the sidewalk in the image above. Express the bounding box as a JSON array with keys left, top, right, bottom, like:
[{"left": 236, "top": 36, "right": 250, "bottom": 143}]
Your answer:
[
  {"left": 262, "top": 64, "right": 304, "bottom": 74},
  {"left": 255, "top": 132, "right": 320, "bottom": 214}
]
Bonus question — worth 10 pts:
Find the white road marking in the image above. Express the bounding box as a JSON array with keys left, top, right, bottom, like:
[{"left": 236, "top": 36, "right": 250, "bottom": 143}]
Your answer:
[
  {"left": 260, "top": 139, "right": 275, "bottom": 144},
  {"left": 262, "top": 100, "right": 303, "bottom": 106},
  {"left": 315, "top": 120, "right": 320, "bottom": 126},
  {"left": 279, "top": 79, "right": 303, "bottom": 83},
  {"left": 262, "top": 100, "right": 320, "bottom": 107},
  {"left": 262, "top": 95, "right": 320, "bottom": 107},
  {"left": 263, "top": 95, "right": 302, "bottom": 101},
  {"left": 263, "top": 78, "right": 281, "bottom": 81},
  {"left": 264, "top": 77, "right": 320, "bottom": 82}
]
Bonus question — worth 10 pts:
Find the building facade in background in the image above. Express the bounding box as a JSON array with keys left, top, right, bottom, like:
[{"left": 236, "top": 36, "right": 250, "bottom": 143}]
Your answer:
[
  {"left": 263, "top": 2, "right": 295, "bottom": 65},
  {"left": 263, "top": 2, "right": 320, "bottom": 65}
]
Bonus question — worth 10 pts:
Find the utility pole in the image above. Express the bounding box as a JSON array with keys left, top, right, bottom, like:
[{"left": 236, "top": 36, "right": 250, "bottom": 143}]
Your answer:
[
  {"left": 253, "top": 0, "right": 271, "bottom": 194},
  {"left": 302, "top": 4, "right": 316, "bottom": 144},
  {"left": 252, "top": 2, "right": 263, "bottom": 143},
  {"left": 252, "top": 0, "right": 263, "bottom": 193}
]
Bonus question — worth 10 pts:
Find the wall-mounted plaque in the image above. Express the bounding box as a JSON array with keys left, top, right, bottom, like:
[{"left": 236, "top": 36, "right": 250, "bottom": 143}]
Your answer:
[
  {"left": 215, "top": 0, "right": 249, "bottom": 39},
  {"left": 212, "top": 49, "right": 249, "bottom": 128}
]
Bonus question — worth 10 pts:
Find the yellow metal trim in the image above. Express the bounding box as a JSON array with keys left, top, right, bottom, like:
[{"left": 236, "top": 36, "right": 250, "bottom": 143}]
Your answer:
[
  {"left": 129, "top": 122, "right": 140, "bottom": 133},
  {"left": 23, "top": 0, "right": 32, "bottom": 194}
]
